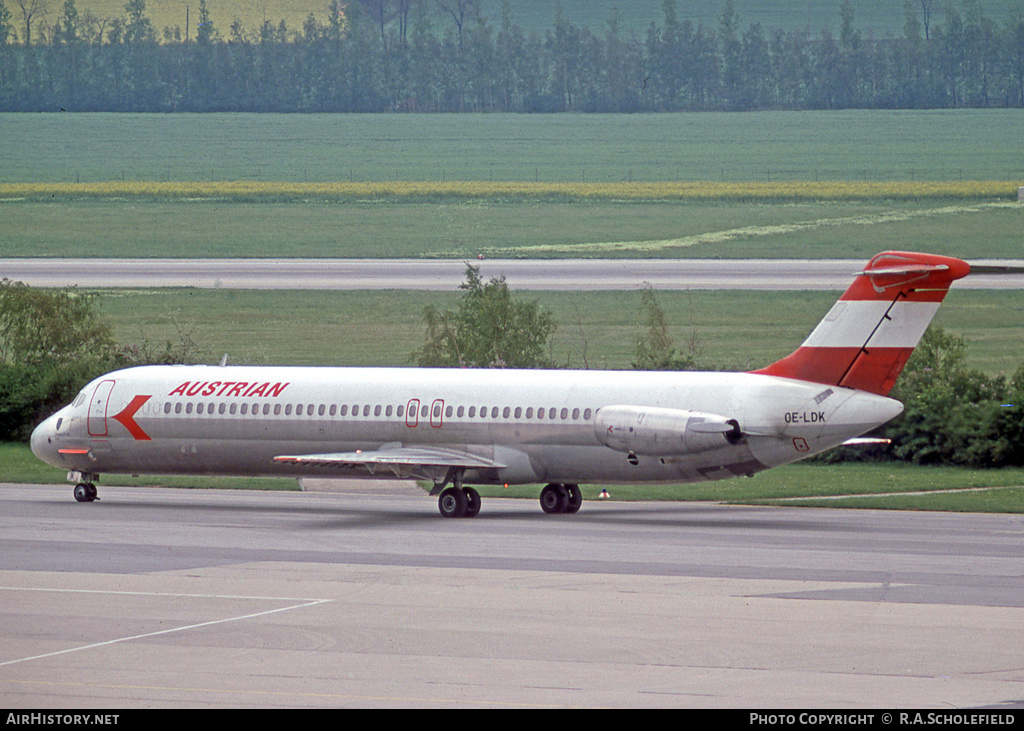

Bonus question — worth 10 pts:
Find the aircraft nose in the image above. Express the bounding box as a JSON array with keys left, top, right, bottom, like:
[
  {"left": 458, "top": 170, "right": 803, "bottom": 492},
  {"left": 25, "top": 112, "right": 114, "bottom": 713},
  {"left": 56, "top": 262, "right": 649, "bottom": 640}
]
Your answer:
[{"left": 30, "top": 414, "right": 59, "bottom": 466}]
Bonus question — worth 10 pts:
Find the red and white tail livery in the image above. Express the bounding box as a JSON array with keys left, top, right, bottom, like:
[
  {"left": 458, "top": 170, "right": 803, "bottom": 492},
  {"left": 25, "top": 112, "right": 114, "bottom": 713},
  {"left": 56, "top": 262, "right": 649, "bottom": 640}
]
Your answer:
[
  {"left": 754, "top": 251, "right": 970, "bottom": 395},
  {"left": 31, "top": 251, "right": 972, "bottom": 517}
]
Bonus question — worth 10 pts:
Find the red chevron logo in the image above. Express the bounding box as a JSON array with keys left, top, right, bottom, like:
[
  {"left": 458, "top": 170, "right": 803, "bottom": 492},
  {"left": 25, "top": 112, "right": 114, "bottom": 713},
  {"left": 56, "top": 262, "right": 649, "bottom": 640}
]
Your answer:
[{"left": 112, "top": 395, "right": 152, "bottom": 441}]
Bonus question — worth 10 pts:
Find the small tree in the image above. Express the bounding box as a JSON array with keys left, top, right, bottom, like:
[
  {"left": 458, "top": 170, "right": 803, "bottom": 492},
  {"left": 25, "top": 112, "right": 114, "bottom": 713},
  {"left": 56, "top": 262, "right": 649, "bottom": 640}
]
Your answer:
[
  {"left": 0, "top": 279, "right": 116, "bottom": 365},
  {"left": 413, "top": 265, "right": 556, "bottom": 368},
  {"left": 0, "top": 279, "right": 208, "bottom": 440},
  {"left": 631, "top": 285, "right": 694, "bottom": 370}
]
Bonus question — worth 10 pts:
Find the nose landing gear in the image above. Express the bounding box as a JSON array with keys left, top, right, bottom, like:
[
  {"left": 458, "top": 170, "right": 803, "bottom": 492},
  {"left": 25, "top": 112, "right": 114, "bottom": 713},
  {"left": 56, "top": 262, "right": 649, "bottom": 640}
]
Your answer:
[
  {"left": 69, "top": 471, "right": 100, "bottom": 502},
  {"left": 73, "top": 482, "right": 98, "bottom": 502}
]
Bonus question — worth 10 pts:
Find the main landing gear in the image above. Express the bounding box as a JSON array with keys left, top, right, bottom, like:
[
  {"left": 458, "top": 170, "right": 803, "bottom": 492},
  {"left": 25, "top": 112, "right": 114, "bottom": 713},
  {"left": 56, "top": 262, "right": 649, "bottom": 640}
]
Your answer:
[
  {"left": 437, "top": 485, "right": 481, "bottom": 518},
  {"left": 434, "top": 471, "right": 583, "bottom": 518},
  {"left": 540, "top": 483, "right": 582, "bottom": 514}
]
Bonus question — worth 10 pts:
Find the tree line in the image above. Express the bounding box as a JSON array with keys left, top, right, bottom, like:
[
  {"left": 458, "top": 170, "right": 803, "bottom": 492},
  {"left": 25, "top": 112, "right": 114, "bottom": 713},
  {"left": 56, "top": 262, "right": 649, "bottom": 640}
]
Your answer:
[{"left": 1, "top": 0, "right": 1023, "bottom": 113}]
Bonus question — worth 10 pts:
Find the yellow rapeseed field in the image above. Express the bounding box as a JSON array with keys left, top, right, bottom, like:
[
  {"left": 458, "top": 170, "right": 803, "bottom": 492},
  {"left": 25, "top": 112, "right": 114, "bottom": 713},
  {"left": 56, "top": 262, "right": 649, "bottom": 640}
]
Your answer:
[
  {"left": 71, "top": 1, "right": 316, "bottom": 37},
  {"left": 0, "top": 179, "right": 1017, "bottom": 202}
]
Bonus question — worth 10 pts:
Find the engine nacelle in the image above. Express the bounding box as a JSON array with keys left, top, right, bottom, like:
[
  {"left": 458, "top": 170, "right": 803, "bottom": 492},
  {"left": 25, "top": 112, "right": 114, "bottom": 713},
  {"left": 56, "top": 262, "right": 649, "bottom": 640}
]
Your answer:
[{"left": 595, "top": 405, "right": 742, "bottom": 456}]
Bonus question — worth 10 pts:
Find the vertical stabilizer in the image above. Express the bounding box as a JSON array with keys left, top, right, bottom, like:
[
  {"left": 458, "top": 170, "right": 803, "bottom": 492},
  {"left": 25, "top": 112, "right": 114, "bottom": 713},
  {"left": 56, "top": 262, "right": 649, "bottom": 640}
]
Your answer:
[{"left": 753, "top": 251, "right": 971, "bottom": 395}]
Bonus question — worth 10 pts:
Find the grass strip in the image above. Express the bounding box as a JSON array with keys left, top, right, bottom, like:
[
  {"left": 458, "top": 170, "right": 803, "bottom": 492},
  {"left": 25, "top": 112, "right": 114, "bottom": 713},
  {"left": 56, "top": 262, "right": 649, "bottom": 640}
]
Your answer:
[{"left": 2, "top": 180, "right": 1020, "bottom": 203}]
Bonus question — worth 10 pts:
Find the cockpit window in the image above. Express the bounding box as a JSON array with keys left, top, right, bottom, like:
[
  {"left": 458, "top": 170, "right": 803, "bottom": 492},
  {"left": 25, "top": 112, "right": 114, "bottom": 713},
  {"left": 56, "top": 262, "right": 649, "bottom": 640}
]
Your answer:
[{"left": 72, "top": 391, "right": 87, "bottom": 408}]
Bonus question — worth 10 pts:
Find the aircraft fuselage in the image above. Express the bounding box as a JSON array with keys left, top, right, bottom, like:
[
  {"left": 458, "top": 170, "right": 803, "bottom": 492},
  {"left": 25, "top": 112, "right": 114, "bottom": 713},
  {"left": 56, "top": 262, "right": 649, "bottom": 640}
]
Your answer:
[{"left": 32, "top": 364, "right": 902, "bottom": 488}]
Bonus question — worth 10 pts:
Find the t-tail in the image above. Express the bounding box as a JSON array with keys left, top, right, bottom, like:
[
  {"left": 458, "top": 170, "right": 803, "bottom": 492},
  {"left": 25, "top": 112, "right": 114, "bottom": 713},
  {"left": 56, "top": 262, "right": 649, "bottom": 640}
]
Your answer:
[{"left": 753, "top": 251, "right": 971, "bottom": 396}]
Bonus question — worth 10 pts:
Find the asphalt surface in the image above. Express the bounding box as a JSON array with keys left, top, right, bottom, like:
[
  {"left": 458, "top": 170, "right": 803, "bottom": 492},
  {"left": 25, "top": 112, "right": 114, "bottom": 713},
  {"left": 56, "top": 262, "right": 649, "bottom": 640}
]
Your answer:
[
  {"left": 2, "top": 482, "right": 1023, "bottom": 708},
  {"left": 3, "top": 258, "right": 1024, "bottom": 290}
]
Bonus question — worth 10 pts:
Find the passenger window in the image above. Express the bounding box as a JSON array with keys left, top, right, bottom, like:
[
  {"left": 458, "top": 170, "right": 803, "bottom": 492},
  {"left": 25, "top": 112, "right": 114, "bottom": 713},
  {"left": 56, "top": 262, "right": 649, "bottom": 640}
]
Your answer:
[
  {"left": 397, "top": 405, "right": 404, "bottom": 417},
  {"left": 584, "top": 408, "right": 592, "bottom": 420},
  {"left": 230, "top": 403, "right": 237, "bottom": 415},
  {"left": 164, "top": 403, "right": 171, "bottom": 414},
  {"left": 374, "top": 405, "right": 382, "bottom": 416},
  {"left": 468, "top": 406, "right": 476, "bottom": 417},
  {"left": 386, "top": 405, "right": 393, "bottom": 417},
  {"left": 525, "top": 407, "right": 533, "bottom": 419},
  {"left": 502, "top": 407, "right": 510, "bottom": 418},
  {"left": 186, "top": 403, "right": 194, "bottom": 414},
  {"left": 457, "top": 406, "right": 465, "bottom": 418},
  {"left": 274, "top": 404, "right": 282, "bottom": 416},
  {"left": 363, "top": 405, "right": 371, "bottom": 416},
  {"left": 197, "top": 403, "right": 204, "bottom": 415},
  {"left": 537, "top": 408, "right": 544, "bottom": 419},
  {"left": 571, "top": 408, "right": 579, "bottom": 419},
  {"left": 319, "top": 404, "right": 326, "bottom": 416},
  {"left": 240, "top": 403, "right": 248, "bottom": 415},
  {"left": 514, "top": 407, "right": 521, "bottom": 419},
  {"left": 219, "top": 403, "right": 227, "bottom": 415},
  {"left": 340, "top": 405, "right": 348, "bottom": 416},
  {"left": 560, "top": 408, "right": 568, "bottom": 419},
  {"left": 175, "top": 403, "right": 182, "bottom": 414},
  {"left": 329, "top": 405, "right": 336, "bottom": 416},
  {"left": 287, "top": 404, "right": 294, "bottom": 416}
]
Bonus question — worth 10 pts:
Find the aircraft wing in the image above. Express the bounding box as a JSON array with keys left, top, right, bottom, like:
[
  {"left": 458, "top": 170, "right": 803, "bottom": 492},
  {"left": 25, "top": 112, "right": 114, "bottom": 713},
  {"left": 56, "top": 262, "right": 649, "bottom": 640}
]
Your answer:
[{"left": 273, "top": 446, "right": 507, "bottom": 481}]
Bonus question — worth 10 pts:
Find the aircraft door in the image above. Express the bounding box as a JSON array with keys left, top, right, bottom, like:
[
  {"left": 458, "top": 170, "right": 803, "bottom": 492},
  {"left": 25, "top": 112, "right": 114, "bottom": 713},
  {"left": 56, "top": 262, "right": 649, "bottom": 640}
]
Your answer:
[
  {"left": 406, "top": 398, "right": 420, "bottom": 428},
  {"left": 430, "top": 399, "right": 445, "bottom": 428},
  {"left": 87, "top": 379, "right": 115, "bottom": 436}
]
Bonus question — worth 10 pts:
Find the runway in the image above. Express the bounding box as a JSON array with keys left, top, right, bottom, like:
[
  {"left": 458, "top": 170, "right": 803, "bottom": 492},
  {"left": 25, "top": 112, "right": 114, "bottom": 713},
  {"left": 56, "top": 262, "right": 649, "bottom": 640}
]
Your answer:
[
  {"left": 2, "top": 258, "right": 1023, "bottom": 291},
  {"left": 2, "top": 483, "right": 1023, "bottom": 708}
]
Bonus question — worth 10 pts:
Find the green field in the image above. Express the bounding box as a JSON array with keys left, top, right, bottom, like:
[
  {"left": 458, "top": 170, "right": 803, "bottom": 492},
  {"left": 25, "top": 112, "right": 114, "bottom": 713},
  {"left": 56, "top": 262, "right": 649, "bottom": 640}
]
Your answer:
[
  {"left": 2, "top": 111, "right": 1020, "bottom": 260},
  {"left": 3, "top": 197, "right": 1021, "bottom": 260},
  {"left": 4, "top": 111, "right": 1022, "bottom": 184},
  {"left": 91, "top": 287, "right": 1024, "bottom": 377}
]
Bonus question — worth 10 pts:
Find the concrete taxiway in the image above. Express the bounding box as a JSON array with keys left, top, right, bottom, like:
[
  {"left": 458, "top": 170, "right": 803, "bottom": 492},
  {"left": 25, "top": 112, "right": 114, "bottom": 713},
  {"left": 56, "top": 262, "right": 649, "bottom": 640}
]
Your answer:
[
  {"left": 2, "top": 258, "right": 1023, "bottom": 291},
  {"left": 2, "top": 482, "right": 1022, "bottom": 708}
]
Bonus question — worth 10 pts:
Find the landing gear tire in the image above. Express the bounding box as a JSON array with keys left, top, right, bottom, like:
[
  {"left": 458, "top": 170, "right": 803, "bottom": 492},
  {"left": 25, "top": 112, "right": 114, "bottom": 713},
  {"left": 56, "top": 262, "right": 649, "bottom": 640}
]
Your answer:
[
  {"left": 565, "top": 484, "right": 582, "bottom": 514},
  {"left": 462, "top": 487, "right": 481, "bottom": 518},
  {"left": 73, "top": 483, "right": 97, "bottom": 503},
  {"left": 540, "top": 483, "right": 582, "bottom": 514},
  {"left": 438, "top": 486, "right": 468, "bottom": 518},
  {"left": 540, "top": 483, "right": 569, "bottom": 514}
]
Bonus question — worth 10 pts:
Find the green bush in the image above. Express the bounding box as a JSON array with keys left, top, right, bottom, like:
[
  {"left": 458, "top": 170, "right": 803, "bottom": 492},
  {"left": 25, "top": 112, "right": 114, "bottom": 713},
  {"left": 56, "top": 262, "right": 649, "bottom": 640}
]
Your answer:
[{"left": 884, "top": 328, "right": 1024, "bottom": 468}]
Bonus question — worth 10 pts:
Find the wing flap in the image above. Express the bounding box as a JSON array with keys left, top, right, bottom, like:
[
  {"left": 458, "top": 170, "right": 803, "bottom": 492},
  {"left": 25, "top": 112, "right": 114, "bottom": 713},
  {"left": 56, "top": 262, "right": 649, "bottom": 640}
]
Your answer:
[{"left": 273, "top": 447, "right": 507, "bottom": 470}]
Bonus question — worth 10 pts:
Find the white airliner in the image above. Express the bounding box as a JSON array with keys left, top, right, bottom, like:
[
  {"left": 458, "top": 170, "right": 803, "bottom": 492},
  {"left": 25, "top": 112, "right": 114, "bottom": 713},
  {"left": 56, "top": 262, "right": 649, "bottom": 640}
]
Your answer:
[{"left": 31, "top": 251, "right": 971, "bottom": 518}]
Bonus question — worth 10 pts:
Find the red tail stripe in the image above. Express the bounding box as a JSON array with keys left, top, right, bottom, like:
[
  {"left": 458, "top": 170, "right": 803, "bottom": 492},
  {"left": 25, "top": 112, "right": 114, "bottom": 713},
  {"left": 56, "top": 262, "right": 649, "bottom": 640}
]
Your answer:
[{"left": 752, "top": 251, "right": 970, "bottom": 396}]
